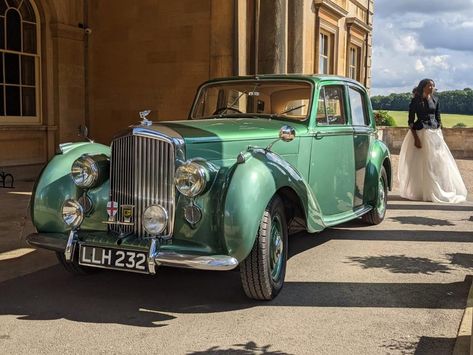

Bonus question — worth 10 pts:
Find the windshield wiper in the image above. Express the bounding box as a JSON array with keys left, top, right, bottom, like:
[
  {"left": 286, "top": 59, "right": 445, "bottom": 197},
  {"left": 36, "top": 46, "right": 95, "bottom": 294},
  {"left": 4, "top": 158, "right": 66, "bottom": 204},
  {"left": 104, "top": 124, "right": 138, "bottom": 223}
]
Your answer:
[
  {"left": 219, "top": 83, "right": 260, "bottom": 116},
  {"left": 278, "top": 104, "right": 306, "bottom": 116}
]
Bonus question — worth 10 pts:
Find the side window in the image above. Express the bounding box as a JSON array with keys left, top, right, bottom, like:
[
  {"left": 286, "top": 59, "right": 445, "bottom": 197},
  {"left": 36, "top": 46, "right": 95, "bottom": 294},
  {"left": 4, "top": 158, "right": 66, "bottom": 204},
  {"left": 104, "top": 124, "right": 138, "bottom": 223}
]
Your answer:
[
  {"left": 348, "top": 87, "right": 369, "bottom": 126},
  {"left": 316, "top": 86, "right": 346, "bottom": 125}
]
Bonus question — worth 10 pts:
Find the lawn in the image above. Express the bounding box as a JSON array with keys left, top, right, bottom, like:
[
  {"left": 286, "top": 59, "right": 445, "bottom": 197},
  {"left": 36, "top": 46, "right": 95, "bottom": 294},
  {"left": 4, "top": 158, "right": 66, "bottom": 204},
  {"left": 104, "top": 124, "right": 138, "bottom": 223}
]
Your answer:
[{"left": 385, "top": 111, "right": 473, "bottom": 128}]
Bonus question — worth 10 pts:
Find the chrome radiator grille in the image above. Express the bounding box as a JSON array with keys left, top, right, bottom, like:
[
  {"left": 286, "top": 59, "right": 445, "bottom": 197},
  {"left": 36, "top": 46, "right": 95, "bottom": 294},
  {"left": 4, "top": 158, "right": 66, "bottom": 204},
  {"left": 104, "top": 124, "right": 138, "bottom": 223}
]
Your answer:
[{"left": 110, "top": 134, "right": 175, "bottom": 237}]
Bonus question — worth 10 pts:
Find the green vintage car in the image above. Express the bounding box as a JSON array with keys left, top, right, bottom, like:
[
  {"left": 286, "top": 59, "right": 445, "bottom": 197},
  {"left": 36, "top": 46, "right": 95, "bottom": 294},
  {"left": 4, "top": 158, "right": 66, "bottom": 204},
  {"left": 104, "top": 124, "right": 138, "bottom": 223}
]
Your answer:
[{"left": 27, "top": 75, "right": 391, "bottom": 300}]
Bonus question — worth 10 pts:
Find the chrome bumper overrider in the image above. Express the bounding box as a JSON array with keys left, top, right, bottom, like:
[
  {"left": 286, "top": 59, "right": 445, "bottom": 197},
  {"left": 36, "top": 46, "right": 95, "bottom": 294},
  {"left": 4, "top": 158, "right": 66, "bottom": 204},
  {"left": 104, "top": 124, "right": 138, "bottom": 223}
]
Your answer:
[{"left": 26, "top": 233, "right": 239, "bottom": 272}]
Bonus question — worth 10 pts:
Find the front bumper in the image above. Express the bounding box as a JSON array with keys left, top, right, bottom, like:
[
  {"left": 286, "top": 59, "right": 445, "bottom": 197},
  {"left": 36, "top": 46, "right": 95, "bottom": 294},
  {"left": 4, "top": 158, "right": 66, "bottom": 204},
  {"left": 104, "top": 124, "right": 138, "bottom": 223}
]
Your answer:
[{"left": 26, "top": 232, "right": 239, "bottom": 272}]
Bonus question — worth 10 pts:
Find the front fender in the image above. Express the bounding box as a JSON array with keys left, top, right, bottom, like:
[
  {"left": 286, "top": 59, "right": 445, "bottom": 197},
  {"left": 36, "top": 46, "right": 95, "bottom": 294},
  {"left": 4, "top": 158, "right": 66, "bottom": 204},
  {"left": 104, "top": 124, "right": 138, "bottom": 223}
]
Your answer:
[
  {"left": 223, "top": 149, "right": 324, "bottom": 262},
  {"left": 364, "top": 139, "right": 391, "bottom": 205},
  {"left": 32, "top": 142, "right": 111, "bottom": 233}
]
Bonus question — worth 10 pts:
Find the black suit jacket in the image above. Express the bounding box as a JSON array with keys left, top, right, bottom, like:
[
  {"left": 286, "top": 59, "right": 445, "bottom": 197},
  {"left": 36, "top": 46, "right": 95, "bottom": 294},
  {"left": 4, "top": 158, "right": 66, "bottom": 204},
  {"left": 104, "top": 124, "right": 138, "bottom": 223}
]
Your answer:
[{"left": 408, "top": 96, "right": 441, "bottom": 130}]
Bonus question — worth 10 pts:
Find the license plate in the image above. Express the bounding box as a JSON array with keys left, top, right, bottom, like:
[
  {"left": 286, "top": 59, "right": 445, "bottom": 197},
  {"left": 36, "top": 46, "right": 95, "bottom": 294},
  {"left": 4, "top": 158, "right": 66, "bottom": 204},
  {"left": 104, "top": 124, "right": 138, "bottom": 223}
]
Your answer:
[{"left": 79, "top": 245, "right": 148, "bottom": 273}]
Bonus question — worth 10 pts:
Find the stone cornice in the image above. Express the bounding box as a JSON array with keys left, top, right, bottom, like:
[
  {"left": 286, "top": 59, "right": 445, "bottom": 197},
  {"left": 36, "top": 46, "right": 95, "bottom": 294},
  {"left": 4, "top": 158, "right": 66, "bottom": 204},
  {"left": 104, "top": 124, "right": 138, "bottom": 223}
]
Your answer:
[
  {"left": 313, "top": 0, "right": 348, "bottom": 19},
  {"left": 346, "top": 17, "right": 372, "bottom": 33}
]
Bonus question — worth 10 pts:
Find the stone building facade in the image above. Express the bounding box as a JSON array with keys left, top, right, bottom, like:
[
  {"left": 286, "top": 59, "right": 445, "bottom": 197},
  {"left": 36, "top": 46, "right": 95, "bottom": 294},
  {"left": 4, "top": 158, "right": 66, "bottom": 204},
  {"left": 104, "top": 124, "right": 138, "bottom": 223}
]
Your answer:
[{"left": 0, "top": 0, "right": 373, "bottom": 178}]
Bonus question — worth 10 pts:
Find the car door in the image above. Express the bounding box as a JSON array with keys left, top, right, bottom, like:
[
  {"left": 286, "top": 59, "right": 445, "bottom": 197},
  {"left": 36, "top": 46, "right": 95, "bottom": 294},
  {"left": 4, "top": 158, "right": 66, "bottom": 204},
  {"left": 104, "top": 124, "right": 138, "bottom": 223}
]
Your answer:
[
  {"left": 347, "top": 85, "right": 373, "bottom": 207},
  {"left": 309, "top": 84, "right": 355, "bottom": 218}
]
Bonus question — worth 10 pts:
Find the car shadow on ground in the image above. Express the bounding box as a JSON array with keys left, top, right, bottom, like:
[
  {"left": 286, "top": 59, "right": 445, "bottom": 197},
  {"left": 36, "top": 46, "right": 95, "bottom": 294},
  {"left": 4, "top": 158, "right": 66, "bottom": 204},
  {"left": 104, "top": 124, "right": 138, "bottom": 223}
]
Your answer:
[{"left": 0, "top": 227, "right": 471, "bottom": 329}]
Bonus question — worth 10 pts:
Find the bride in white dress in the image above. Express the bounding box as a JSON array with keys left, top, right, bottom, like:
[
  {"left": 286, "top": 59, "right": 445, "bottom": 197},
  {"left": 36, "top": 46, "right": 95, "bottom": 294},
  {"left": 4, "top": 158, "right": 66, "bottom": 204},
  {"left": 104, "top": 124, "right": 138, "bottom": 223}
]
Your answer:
[{"left": 398, "top": 79, "right": 467, "bottom": 203}]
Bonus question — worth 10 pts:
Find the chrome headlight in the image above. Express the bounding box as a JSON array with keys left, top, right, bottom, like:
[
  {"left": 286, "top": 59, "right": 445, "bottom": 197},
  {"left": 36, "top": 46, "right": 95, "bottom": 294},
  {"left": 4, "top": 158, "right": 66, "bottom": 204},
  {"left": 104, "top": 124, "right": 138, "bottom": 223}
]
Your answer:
[
  {"left": 174, "top": 161, "right": 209, "bottom": 197},
  {"left": 71, "top": 154, "right": 109, "bottom": 188},
  {"left": 62, "top": 199, "right": 84, "bottom": 229},
  {"left": 143, "top": 205, "right": 168, "bottom": 235}
]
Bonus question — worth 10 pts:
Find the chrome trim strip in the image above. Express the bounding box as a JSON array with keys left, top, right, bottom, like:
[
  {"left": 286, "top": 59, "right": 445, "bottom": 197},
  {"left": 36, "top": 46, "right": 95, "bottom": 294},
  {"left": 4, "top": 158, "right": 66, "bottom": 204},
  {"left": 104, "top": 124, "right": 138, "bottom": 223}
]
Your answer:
[
  {"left": 154, "top": 251, "right": 239, "bottom": 271},
  {"left": 314, "top": 130, "right": 354, "bottom": 138}
]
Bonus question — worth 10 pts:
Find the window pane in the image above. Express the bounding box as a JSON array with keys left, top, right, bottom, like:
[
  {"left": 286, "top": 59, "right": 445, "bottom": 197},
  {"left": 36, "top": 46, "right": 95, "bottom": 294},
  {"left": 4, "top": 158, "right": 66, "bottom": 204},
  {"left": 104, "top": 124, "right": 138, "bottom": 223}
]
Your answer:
[
  {"left": 5, "top": 53, "right": 19, "bottom": 84},
  {"left": 0, "top": 0, "right": 7, "bottom": 13},
  {"left": 19, "top": 0, "right": 35, "bottom": 22},
  {"left": 324, "top": 86, "right": 346, "bottom": 125},
  {"left": 6, "top": 85, "right": 20, "bottom": 115},
  {"left": 350, "top": 67, "right": 356, "bottom": 80},
  {"left": 319, "top": 57, "right": 328, "bottom": 74},
  {"left": 0, "top": 53, "right": 3, "bottom": 83},
  {"left": 316, "top": 88, "right": 327, "bottom": 125},
  {"left": 23, "top": 22, "right": 36, "bottom": 53},
  {"left": 320, "top": 34, "right": 327, "bottom": 55},
  {"left": 6, "top": 0, "right": 21, "bottom": 8},
  {"left": 349, "top": 87, "right": 367, "bottom": 126},
  {"left": 21, "top": 55, "right": 34, "bottom": 85},
  {"left": 0, "top": 85, "right": 4, "bottom": 115},
  {"left": 0, "top": 17, "right": 4, "bottom": 49},
  {"left": 22, "top": 86, "right": 35, "bottom": 116},
  {"left": 6, "top": 9, "right": 21, "bottom": 51}
]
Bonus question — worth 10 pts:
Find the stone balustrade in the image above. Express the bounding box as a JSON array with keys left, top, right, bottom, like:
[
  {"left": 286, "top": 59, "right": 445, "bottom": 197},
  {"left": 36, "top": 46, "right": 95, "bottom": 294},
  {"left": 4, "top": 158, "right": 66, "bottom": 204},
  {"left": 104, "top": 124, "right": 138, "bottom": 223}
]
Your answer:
[{"left": 377, "top": 127, "right": 473, "bottom": 159}]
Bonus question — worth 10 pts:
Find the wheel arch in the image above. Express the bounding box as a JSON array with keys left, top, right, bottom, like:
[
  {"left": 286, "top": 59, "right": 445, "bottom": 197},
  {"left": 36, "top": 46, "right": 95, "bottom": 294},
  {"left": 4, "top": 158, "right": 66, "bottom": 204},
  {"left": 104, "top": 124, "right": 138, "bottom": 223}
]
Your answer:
[
  {"left": 222, "top": 149, "right": 323, "bottom": 262},
  {"left": 364, "top": 139, "right": 391, "bottom": 205},
  {"left": 32, "top": 142, "right": 110, "bottom": 233}
]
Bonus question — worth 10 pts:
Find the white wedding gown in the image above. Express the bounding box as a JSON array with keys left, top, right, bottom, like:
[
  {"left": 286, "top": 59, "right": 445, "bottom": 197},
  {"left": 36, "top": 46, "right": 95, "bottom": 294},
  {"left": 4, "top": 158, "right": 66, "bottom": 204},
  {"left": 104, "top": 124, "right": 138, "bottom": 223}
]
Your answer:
[{"left": 398, "top": 128, "right": 468, "bottom": 203}]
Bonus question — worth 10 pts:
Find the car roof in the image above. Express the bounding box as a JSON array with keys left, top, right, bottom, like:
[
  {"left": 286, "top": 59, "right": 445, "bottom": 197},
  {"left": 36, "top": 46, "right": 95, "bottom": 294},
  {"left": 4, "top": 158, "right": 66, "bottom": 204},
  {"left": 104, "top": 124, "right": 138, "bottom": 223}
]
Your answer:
[{"left": 203, "top": 74, "right": 365, "bottom": 88}]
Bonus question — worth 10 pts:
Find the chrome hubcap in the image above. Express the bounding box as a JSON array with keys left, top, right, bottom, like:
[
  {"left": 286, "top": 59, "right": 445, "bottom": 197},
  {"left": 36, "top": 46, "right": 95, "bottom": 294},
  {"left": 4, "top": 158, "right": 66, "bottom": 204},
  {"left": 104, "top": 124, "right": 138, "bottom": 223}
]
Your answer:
[
  {"left": 270, "top": 215, "right": 283, "bottom": 281},
  {"left": 377, "top": 177, "right": 386, "bottom": 218}
]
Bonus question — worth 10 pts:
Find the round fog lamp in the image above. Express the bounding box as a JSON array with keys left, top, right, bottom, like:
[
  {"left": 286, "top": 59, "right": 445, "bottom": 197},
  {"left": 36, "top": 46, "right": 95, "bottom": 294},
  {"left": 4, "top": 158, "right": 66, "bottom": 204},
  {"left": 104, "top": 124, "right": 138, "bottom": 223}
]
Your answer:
[
  {"left": 62, "top": 199, "right": 84, "bottom": 228},
  {"left": 143, "top": 205, "right": 168, "bottom": 235}
]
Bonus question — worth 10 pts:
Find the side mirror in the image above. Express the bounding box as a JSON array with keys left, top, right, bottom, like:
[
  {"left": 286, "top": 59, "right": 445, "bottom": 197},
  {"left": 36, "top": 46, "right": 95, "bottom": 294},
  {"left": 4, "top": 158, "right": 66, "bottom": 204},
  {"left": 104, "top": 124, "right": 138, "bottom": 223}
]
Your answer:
[
  {"left": 279, "top": 125, "right": 296, "bottom": 142},
  {"left": 78, "top": 125, "right": 88, "bottom": 138},
  {"left": 266, "top": 125, "right": 296, "bottom": 151},
  {"left": 78, "top": 124, "right": 93, "bottom": 143}
]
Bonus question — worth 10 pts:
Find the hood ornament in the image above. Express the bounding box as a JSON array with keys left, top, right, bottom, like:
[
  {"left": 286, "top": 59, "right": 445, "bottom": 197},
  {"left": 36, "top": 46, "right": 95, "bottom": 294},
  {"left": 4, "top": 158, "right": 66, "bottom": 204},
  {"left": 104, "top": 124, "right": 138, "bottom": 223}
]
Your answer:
[{"left": 139, "top": 110, "right": 152, "bottom": 126}]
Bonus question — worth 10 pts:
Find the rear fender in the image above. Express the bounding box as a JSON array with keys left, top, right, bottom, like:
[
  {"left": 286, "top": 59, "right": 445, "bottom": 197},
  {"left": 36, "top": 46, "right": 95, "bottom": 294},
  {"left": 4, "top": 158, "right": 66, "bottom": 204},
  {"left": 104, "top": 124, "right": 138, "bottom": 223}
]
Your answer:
[{"left": 364, "top": 139, "right": 391, "bottom": 205}]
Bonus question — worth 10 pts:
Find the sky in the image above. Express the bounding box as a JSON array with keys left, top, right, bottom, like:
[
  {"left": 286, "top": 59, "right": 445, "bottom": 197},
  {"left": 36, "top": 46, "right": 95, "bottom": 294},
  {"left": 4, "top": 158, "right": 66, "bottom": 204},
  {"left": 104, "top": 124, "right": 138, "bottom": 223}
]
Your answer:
[{"left": 371, "top": 0, "right": 473, "bottom": 95}]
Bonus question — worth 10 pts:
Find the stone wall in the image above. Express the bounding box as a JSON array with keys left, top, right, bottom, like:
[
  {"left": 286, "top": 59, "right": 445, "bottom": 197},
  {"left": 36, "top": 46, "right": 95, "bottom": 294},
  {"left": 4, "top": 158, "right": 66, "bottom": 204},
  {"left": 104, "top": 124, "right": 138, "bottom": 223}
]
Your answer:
[{"left": 378, "top": 127, "right": 473, "bottom": 159}]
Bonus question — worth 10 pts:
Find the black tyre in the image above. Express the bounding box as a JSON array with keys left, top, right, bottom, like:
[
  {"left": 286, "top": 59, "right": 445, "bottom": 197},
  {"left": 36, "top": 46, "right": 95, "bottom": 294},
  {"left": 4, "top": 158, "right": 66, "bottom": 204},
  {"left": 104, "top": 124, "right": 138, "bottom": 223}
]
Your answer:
[
  {"left": 56, "top": 251, "right": 99, "bottom": 275},
  {"left": 240, "top": 195, "right": 288, "bottom": 300},
  {"left": 362, "top": 166, "right": 388, "bottom": 225}
]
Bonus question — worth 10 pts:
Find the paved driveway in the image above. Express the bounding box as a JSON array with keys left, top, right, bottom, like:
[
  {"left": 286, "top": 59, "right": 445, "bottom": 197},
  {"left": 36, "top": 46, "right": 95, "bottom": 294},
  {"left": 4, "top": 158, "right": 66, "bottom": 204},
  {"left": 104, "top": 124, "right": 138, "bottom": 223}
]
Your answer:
[{"left": 0, "top": 157, "right": 472, "bottom": 354}]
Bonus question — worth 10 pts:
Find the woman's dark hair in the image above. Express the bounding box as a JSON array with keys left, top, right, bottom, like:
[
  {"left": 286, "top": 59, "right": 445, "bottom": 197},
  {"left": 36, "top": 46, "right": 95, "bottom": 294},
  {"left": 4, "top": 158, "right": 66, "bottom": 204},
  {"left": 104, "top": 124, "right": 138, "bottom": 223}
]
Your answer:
[{"left": 415, "top": 78, "right": 435, "bottom": 98}]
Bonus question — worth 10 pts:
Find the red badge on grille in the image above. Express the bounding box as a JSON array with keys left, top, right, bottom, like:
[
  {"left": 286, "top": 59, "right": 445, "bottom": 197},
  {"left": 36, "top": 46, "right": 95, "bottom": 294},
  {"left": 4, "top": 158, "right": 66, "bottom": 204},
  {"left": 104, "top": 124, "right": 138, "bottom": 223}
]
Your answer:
[{"left": 107, "top": 201, "right": 118, "bottom": 222}]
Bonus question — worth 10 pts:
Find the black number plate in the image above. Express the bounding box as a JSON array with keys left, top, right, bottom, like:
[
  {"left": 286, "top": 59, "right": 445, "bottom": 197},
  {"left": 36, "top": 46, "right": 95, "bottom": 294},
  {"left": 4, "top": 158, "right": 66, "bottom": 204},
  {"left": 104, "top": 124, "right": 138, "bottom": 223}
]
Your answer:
[{"left": 79, "top": 245, "right": 148, "bottom": 273}]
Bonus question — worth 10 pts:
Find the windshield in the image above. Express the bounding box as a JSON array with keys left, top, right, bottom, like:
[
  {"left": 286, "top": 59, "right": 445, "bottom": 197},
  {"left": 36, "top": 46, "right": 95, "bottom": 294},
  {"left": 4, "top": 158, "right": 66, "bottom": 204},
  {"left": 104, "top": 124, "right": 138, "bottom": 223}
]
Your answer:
[{"left": 191, "top": 80, "right": 312, "bottom": 121}]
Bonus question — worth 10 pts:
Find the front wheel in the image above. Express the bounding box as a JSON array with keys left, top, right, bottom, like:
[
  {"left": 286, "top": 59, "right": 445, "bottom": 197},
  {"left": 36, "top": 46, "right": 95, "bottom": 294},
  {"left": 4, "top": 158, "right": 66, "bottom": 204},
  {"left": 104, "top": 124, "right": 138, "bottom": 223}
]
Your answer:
[
  {"left": 240, "top": 195, "right": 288, "bottom": 300},
  {"left": 362, "top": 166, "right": 388, "bottom": 225}
]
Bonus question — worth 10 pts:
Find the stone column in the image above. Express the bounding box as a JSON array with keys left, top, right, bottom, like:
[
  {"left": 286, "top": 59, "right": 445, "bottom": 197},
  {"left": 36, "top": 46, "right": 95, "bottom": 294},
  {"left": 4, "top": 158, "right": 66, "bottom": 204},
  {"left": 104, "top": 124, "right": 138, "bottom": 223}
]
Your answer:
[
  {"left": 287, "top": 0, "right": 303, "bottom": 73},
  {"left": 257, "top": 0, "right": 286, "bottom": 74}
]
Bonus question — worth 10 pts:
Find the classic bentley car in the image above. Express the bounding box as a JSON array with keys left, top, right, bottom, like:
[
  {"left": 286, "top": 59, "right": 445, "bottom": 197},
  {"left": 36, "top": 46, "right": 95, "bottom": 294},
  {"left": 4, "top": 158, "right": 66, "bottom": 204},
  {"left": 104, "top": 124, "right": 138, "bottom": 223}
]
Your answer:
[{"left": 27, "top": 75, "right": 391, "bottom": 300}]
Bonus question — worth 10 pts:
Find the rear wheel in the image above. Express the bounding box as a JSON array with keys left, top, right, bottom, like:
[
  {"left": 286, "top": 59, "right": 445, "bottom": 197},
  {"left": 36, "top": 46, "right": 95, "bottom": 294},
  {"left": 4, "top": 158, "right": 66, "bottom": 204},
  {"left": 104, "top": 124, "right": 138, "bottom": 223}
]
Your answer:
[
  {"left": 362, "top": 166, "right": 388, "bottom": 225},
  {"left": 56, "top": 251, "right": 99, "bottom": 275},
  {"left": 240, "top": 195, "right": 288, "bottom": 300}
]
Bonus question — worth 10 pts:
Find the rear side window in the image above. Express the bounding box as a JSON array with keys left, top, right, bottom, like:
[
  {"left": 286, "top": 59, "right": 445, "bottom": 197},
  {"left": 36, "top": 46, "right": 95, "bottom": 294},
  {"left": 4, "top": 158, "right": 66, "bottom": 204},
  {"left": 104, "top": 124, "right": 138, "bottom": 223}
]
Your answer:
[
  {"left": 348, "top": 87, "right": 369, "bottom": 126},
  {"left": 316, "top": 86, "right": 346, "bottom": 125}
]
